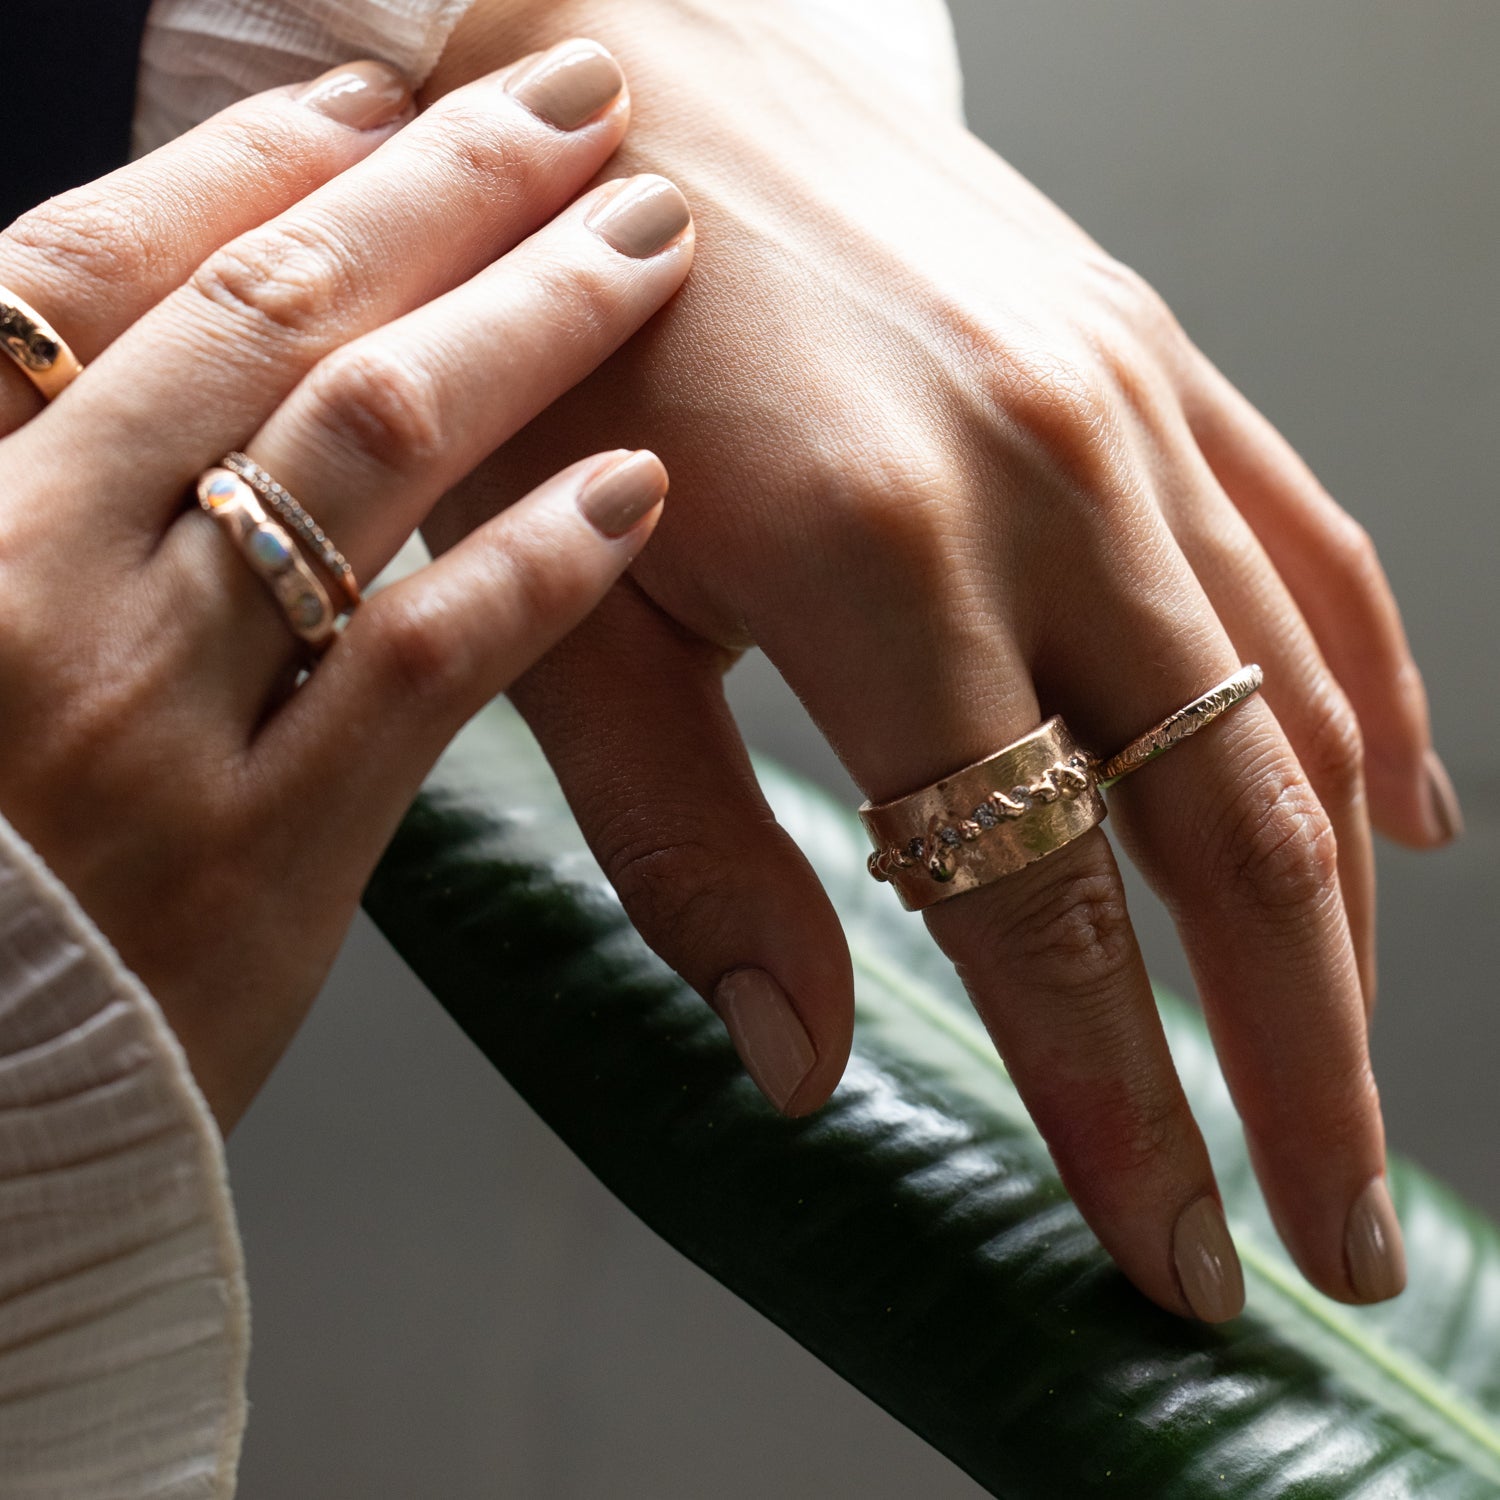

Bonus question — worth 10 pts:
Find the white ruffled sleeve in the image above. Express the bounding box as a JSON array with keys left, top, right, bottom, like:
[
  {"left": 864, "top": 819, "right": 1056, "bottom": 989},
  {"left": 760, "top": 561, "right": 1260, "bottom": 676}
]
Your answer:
[
  {"left": 134, "top": 0, "right": 477, "bottom": 153},
  {"left": 0, "top": 814, "right": 248, "bottom": 1499},
  {"left": 134, "top": 0, "right": 962, "bottom": 154}
]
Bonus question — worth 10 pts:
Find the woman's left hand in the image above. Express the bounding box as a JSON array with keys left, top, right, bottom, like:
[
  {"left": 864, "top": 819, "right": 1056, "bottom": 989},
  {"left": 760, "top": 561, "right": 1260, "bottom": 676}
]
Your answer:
[{"left": 0, "top": 46, "right": 693, "bottom": 1129}]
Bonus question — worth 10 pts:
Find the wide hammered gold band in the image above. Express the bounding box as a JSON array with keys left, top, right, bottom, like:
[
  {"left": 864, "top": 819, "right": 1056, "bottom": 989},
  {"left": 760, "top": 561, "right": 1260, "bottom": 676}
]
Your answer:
[
  {"left": 860, "top": 716, "right": 1106, "bottom": 911},
  {"left": 198, "top": 469, "right": 339, "bottom": 652},
  {"left": 1097, "top": 664, "right": 1264, "bottom": 787},
  {"left": 0, "top": 284, "right": 84, "bottom": 401}
]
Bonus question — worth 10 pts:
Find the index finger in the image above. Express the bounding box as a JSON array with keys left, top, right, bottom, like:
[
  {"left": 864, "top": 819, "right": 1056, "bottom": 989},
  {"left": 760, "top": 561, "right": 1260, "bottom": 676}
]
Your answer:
[{"left": 0, "top": 61, "right": 417, "bottom": 431}]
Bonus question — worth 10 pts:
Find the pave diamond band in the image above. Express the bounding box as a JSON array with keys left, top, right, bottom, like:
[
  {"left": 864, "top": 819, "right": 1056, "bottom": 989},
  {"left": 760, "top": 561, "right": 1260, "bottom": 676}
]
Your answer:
[
  {"left": 859, "top": 717, "right": 1107, "bottom": 911},
  {"left": 1097, "top": 665, "right": 1264, "bottom": 787},
  {"left": 222, "top": 452, "right": 362, "bottom": 610}
]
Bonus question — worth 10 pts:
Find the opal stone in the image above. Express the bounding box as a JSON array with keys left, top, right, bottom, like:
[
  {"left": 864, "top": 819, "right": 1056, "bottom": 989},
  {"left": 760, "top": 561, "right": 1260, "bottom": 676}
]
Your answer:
[
  {"left": 204, "top": 474, "right": 238, "bottom": 509},
  {"left": 291, "top": 591, "right": 325, "bottom": 629},
  {"left": 249, "top": 528, "right": 294, "bottom": 572}
]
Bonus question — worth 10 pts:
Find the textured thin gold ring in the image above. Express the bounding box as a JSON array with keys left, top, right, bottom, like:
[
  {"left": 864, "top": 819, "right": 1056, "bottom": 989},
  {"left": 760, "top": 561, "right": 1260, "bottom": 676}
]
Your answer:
[
  {"left": 0, "top": 284, "right": 84, "bottom": 401},
  {"left": 1098, "top": 664, "right": 1264, "bottom": 788},
  {"left": 198, "top": 469, "right": 338, "bottom": 652},
  {"left": 860, "top": 717, "right": 1107, "bottom": 911}
]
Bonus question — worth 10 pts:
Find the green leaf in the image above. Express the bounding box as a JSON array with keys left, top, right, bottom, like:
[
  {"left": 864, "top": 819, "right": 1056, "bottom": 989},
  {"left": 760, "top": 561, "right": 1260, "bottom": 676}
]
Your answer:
[{"left": 364, "top": 701, "right": 1500, "bottom": 1498}]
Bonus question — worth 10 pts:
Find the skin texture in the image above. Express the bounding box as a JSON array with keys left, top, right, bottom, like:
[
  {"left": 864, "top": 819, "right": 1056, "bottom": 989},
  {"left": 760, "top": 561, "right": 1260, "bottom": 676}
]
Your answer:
[
  {"left": 0, "top": 48, "right": 692, "bottom": 1130},
  {"left": 421, "top": 0, "right": 1458, "bottom": 1320}
]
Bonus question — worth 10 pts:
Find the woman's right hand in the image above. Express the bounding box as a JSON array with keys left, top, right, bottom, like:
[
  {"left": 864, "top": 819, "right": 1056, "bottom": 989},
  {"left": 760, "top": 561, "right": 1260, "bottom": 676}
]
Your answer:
[
  {"left": 422, "top": 0, "right": 1449, "bottom": 1323},
  {"left": 0, "top": 41, "right": 693, "bottom": 1130}
]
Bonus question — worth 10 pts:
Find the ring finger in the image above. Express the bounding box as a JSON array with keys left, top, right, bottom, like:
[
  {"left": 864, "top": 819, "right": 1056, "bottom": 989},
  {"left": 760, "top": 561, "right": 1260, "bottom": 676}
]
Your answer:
[{"left": 158, "top": 171, "right": 693, "bottom": 714}]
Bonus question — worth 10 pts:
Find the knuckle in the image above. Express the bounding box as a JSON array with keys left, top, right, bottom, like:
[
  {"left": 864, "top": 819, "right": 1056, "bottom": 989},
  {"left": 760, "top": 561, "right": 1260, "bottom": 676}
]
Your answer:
[
  {"left": 525, "top": 254, "right": 615, "bottom": 341},
  {"left": 362, "top": 591, "right": 473, "bottom": 704},
  {"left": 189, "top": 219, "right": 349, "bottom": 342},
  {"left": 1210, "top": 774, "right": 1341, "bottom": 921},
  {"left": 1084, "top": 254, "right": 1180, "bottom": 336},
  {"left": 1330, "top": 512, "right": 1383, "bottom": 589},
  {"left": 1297, "top": 683, "right": 1366, "bottom": 805},
  {"left": 5, "top": 187, "right": 147, "bottom": 291},
  {"left": 998, "top": 856, "right": 1137, "bottom": 1000},
  {"left": 416, "top": 104, "right": 533, "bottom": 209},
  {"left": 990, "top": 346, "right": 1140, "bottom": 522},
  {"left": 306, "top": 344, "right": 448, "bottom": 475},
  {"left": 595, "top": 815, "right": 734, "bottom": 939}
]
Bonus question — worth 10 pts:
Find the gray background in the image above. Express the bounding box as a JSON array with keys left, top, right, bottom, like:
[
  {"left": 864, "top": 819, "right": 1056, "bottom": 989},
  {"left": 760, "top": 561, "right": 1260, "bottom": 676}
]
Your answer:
[{"left": 231, "top": 4, "right": 1499, "bottom": 1495}]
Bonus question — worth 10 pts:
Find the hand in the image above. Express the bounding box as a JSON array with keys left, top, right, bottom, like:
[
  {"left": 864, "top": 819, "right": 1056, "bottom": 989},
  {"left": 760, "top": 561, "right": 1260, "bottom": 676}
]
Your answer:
[
  {"left": 423, "top": 2, "right": 1455, "bottom": 1320},
  {"left": 0, "top": 43, "right": 693, "bottom": 1130}
]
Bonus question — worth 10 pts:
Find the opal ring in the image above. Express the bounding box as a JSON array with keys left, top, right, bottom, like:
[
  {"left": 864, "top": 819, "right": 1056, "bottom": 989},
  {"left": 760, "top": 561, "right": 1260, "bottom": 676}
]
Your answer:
[
  {"left": 0, "top": 283, "right": 84, "bottom": 401},
  {"left": 196, "top": 467, "right": 353, "bottom": 653}
]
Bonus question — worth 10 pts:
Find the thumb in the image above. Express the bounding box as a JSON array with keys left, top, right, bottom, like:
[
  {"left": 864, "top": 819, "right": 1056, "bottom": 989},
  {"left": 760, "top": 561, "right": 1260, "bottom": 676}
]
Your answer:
[{"left": 512, "top": 582, "right": 854, "bottom": 1116}]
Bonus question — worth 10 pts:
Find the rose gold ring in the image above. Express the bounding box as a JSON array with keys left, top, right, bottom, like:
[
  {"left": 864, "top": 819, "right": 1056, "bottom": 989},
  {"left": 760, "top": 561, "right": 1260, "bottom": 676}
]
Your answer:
[
  {"left": 860, "top": 717, "right": 1107, "bottom": 911},
  {"left": 198, "top": 469, "right": 338, "bottom": 652},
  {"left": 1097, "top": 665, "right": 1264, "bottom": 787},
  {"left": 221, "top": 451, "right": 362, "bottom": 610},
  {"left": 0, "top": 284, "right": 84, "bottom": 401}
]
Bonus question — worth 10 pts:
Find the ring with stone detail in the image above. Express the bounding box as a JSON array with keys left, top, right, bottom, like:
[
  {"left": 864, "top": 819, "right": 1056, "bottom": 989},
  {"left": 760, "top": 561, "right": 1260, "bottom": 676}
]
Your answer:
[
  {"left": 0, "top": 283, "right": 84, "bottom": 401},
  {"left": 860, "top": 716, "right": 1107, "bottom": 911},
  {"left": 197, "top": 468, "right": 339, "bottom": 652},
  {"left": 1096, "top": 665, "right": 1264, "bottom": 788},
  {"left": 221, "top": 451, "right": 362, "bottom": 610}
]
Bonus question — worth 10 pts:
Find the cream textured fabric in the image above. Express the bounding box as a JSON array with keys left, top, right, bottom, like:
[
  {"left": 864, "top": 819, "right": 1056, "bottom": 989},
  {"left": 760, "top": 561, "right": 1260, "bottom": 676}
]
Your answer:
[
  {"left": 134, "top": 0, "right": 962, "bottom": 154},
  {"left": 0, "top": 813, "right": 248, "bottom": 1499}
]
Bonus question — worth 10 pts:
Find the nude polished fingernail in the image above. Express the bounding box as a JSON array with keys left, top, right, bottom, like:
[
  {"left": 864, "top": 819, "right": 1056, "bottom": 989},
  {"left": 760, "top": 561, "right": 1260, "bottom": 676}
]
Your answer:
[
  {"left": 577, "top": 450, "right": 668, "bottom": 538},
  {"left": 711, "top": 969, "right": 817, "bottom": 1115},
  {"left": 1172, "top": 1196, "right": 1245, "bottom": 1323},
  {"left": 506, "top": 40, "right": 625, "bottom": 130},
  {"left": 586, "top": 176, "right": 692, "bottom": 259},
  {"left": 1423, "top": 749, "right": 1464, "bottom": 844},
  {"left": 297, "top": 60, "right": 414, "bottom": 130},
  {"left": 1345, "top": 1176, "right": 1407, "bottom": 1302}
]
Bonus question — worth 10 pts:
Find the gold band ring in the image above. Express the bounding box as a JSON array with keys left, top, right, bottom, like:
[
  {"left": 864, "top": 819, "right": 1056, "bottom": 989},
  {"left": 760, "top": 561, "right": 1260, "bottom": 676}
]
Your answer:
[
  {"left": 860, "top": 717, "right": 1107, "bottom": 911},
  {"left": 0, "top": 284, "right": 84, "bottom": 401},
  {"left": 1097, "top": 665, "right": 1264, "bottom": 787},
  {"left": 222, "top": 451, "right": 362, "bottom": 610},
  {"left": 198, "top": 469, "right": 338, "bottom": 652}
]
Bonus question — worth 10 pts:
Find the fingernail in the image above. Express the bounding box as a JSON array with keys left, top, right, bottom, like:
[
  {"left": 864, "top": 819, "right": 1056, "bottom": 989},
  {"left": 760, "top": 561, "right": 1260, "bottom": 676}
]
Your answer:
[
  {"left": 576, "top": 450, "right": 668, "bottom": 538},
  {"left": 586, "top": 176, "right": 692, "bottom": 259},
  {"left": 1422, "top": 749, "right": 1464, "bottom": 844},
  {"left": 711, "top": 969, "right": 817, "bottom": 1115},
  {"left": 1172, "top": 1196, "right": 1245, "bottom": 1323},
  {"left": 1345, "top": 1175, "right": 1407, "bottom": 1302},
  {"left": 506, "top": 39, "right": 624, "bottom": 131},
  {"left": 298, "top": 60, "right": 414, "bottom": 131}
]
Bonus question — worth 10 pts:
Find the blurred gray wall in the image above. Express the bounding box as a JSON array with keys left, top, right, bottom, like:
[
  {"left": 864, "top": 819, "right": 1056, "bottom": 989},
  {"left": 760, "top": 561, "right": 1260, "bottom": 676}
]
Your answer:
[{"left": 231, "top": 5, "right": 1499, "bottom": 1495}]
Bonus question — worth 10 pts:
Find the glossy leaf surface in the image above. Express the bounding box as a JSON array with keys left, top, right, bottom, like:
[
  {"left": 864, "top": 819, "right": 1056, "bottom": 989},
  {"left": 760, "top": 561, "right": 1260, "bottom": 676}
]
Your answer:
[{"left": 364, "top": 701, "right": 1500, "bottom": 1498}]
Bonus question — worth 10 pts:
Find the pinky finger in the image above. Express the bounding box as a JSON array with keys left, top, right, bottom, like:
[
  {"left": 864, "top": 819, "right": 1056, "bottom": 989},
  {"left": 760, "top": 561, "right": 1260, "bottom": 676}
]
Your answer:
[{"left": 256, "top": 449, "right": 666, "bottom": 850}]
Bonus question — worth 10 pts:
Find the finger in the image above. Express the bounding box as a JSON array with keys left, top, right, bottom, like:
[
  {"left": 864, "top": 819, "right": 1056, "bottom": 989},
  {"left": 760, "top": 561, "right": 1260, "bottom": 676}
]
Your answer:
[
  {"left": 158, "top": 172, "right": 693, "bottom": 713},
  {"left": 1148, "top": 432, "right": 1378, "bottom": 1012},
  {"left": 737, "top": 517, "right": 1237, "bottom": 1320},
  {"left": 1033, "top": 510, "right": 1398, "bottom": 1305},
  {"left": 256, "top": 452, "right": 667, "bottom": 862},
  {"left": 0, "top": 60, "right": 416, "bottom": 434},
  {"left": 1184, "top": 359, "right": 1458, "bottom": 848},
  {"left": 504, "top": 580, "right": 855, "bottom": 1117},
  {"left": 25, "top": 38, "right": 633, "bottom": 533}
]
